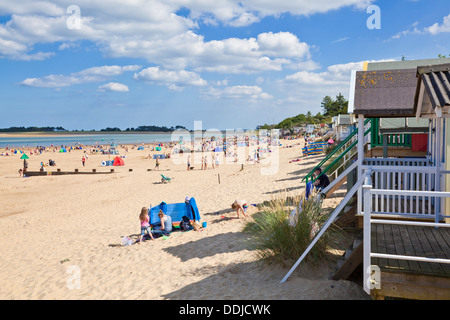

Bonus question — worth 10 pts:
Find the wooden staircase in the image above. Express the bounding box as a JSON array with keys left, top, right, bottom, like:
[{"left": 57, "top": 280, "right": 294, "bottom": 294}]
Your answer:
[
  {"left": 331, "top": 232, "right": 363, "bottom": 280},
  {"left": 324, "top": 175, "right": 347, "bottom": 198}
]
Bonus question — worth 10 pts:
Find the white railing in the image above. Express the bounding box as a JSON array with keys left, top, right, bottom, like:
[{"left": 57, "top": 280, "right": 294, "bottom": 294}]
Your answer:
[
  {"left": 362, "top": 182, "right": 450, "bottom": 295},
  {"left": 364, "top": 157, "right": 428, "bottom": 167},
  {"left": 359, "top": 159, "right": 442, "bottom": 222}
]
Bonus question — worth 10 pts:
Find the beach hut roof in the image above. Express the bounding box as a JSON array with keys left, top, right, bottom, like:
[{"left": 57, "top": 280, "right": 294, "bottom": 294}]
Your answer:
[
  {"left": 414, "top": 63, "right": 450, "bottom": 117},
  {"left": 353, "top": 68, "right": 418, "bottom": 118}
]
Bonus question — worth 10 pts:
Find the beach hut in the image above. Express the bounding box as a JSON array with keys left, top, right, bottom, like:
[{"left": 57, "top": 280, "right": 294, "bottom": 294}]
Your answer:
[
  {"left": 284, "top": 58, "right": 450, "bottom": 300},
  {"left": 112, "top": 156, "right": 125, "bottom": 166}
]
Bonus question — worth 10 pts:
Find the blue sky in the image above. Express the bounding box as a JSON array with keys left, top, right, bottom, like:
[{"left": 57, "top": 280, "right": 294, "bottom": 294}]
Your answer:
[{"left": 0, "top": 0, "right": 449, "bottom": 131}]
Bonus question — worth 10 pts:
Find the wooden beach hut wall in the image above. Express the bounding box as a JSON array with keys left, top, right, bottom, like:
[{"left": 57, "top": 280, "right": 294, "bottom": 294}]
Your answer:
[{"left": 332, "top": 114, "right": 355, "bottom": 141}]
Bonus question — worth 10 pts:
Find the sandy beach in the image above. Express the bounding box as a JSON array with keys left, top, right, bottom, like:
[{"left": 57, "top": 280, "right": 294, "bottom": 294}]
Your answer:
[{"left": 0, "top": 138, "right": 368, "bottom": 300}]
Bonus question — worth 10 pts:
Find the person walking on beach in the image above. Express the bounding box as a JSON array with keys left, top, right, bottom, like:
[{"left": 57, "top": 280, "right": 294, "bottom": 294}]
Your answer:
[
  {"left": 204, "top": 155, "right": 208, "bottom": 170},
  {"left": 82, "top": 156, "right": 86, "bottom": 167},
  {"left": 139, "top": 207, "right": 154, "bottom": 244},
  {"left": 215, "top": 154, "right": 220, "bottom": 168},
  {"left": 187, "top": 155, "right": 191, "bottom": 171},
  {"left": 154, "top": 157, "right": 160, "bottom": 170},
  {"left": 23, "top": 159, "right": 28, "bottom": 174}
]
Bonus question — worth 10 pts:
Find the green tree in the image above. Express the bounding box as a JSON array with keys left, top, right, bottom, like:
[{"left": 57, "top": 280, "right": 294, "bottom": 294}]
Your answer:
[{"left": 321, "top": 93, "right": 348, "bottom": 117}]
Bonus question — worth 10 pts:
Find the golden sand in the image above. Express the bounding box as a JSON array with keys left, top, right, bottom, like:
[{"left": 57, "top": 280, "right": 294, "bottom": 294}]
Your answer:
[{"left": 0, "top": 139, "right": 368, "bottom": 299}]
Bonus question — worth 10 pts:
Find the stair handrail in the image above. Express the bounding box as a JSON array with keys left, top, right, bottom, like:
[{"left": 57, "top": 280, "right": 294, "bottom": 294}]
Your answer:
[
  {"left": 302, "top": 118, "right": 371, "bottom": 183},
  {"left": 281, "top": 166, "right": 370, "bottom": 283},
  {"left": 306, "top": 125, "right": 371, "bottom": 185}
]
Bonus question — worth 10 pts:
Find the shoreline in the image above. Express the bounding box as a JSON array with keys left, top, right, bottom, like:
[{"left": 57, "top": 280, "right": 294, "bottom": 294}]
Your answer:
[{"left": 0, "top": 131, "right": 178, "bottom": 138}]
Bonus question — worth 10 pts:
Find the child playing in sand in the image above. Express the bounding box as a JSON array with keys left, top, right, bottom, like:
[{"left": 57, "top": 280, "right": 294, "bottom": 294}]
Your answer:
[
  {"left": 139, "top": 207, "right": 154, "bottom": 243},
  {"left": 231, "top": 199, "right": 249, "bottom": 219}
]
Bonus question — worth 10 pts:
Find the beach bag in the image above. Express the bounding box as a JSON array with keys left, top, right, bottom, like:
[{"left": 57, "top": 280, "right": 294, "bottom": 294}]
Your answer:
[{"left": 179, "top": 216, "right": 192, "bottom": 231}]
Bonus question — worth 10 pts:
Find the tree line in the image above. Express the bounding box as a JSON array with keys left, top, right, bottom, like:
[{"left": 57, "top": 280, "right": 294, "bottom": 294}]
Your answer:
[
  {"left": 258, "top": 93, "right": 348, "bottom": 130},
  {"left": 0, "top": 125, "right": 188, "bottom": 133}
]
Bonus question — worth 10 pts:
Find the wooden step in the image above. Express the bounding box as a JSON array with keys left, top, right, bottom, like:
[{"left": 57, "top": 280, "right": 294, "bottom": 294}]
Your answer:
[
  {"left": 331, "top": 234, "right": 363, "bottom": 281},
  {"left": 325, "top": 175, "right": 347, "bottom": 198}
]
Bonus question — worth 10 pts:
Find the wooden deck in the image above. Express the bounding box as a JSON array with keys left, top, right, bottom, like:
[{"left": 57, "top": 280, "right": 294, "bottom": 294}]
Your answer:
[{"left": 371, "top": 223, "right": 450, "bottom": 300}]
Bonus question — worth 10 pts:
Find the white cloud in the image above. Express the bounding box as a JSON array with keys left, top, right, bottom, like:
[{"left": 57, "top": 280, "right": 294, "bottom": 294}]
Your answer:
[
  {"left": 21, "top": 65, "right": 141, "bottom": 88},
  {"left": 98, "top": 82, "right": 129, "bottom": 92},
  {"left": 0, "top": 1, "right": 363, "bottom": 72},
  {"left": 389, "top": 14, "right": 450, "bottom": 41},
  {"left": 202, "top": 85, "right": 273, "bottom": 100},
  {"left": 283, "top": 61, "right": 366, "bottom": 86},
  {"left": 134, "top": 67, "right": 207, "bottom": 90},
  {"left": 425, "top": 14, "right": 450, "bottom": 34},
  {"left": 175, "top": 0, "right": 374, "bottom": 26}
]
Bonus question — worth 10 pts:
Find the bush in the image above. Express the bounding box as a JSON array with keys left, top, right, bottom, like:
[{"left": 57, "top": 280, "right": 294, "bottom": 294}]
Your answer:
[{"left": 243, "top": 193, "right": 341, "bottom": 266}]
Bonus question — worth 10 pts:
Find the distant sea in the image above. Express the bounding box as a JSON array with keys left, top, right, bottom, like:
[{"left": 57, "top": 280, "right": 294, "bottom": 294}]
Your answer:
[{"left": 0, "top": 133, "right": 182, "bottom": 148}]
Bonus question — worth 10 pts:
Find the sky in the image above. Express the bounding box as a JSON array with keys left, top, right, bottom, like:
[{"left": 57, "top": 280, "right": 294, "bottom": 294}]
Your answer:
[{"left": 0, "top": 0, "right": 449, "bottom": 131}]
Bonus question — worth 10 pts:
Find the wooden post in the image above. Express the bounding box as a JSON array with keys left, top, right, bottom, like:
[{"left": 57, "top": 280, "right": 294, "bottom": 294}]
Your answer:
[
  {"left": 363, "top": 170, "right": 372, "bottom": 295},
  {"left": 129, "top": 169, "right": 133, "bottom": 172},
  {"left": 92, "top": 169, "right": 96, "bottom": 173},
  {"left": 435, "top": 109, "right": 442, "bottom": 222},
  {"left": 383, "top": 134, "right": 388, "bottom": 158},
  {"left": 357, "top": 114, "right": 365, "bottom": 215},
  {"left": 110, "top": 169, "right": 114, "bottom": 173},
  {"left": 75, "top": 169, "right": 78, "bottom": 173}
]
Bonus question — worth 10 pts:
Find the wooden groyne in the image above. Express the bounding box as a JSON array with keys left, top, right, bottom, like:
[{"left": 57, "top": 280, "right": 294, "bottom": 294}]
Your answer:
[{"left": 24, "top": 168, "right": 117, "bottom": 176}]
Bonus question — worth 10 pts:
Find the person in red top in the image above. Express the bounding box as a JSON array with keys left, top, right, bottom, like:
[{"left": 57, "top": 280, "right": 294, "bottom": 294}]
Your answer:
[{"left": 82, "top": 156, "right": 86, "bottom": 167}]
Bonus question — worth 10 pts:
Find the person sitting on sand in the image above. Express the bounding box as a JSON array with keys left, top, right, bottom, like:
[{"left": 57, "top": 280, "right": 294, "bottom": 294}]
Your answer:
[
  {"left": 139, "top": 207, "right": 154, "bottom": 243},
  {"left": 231, "top": 199, "right": 249, "bottom": 219},
  {"left": 305, "top": 167, "right": 330, "bottom": 200},
  {"left": 152, "top": 210, "right": 172, "bottom": 236}
]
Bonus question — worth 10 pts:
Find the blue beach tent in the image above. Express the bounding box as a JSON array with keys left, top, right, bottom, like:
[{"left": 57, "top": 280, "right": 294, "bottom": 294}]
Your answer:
[{"left": 148, "top": 197, "right": 201, "bottom": 228}]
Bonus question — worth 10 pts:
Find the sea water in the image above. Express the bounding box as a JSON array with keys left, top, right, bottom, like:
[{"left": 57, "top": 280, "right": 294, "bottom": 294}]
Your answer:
[{"left": 0, "top": 133, "right": 177, "bottom": 148}]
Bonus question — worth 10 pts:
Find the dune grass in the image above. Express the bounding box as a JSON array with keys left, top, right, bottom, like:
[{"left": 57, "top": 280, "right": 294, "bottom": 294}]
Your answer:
[{"left": 243, "top": 192, "right": 342, "bottom": 267}]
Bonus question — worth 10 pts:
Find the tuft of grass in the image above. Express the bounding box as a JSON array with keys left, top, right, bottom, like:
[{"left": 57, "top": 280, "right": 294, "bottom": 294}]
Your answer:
[{"left": 243, "top": 192, "right": 342, "bottom": 267}]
